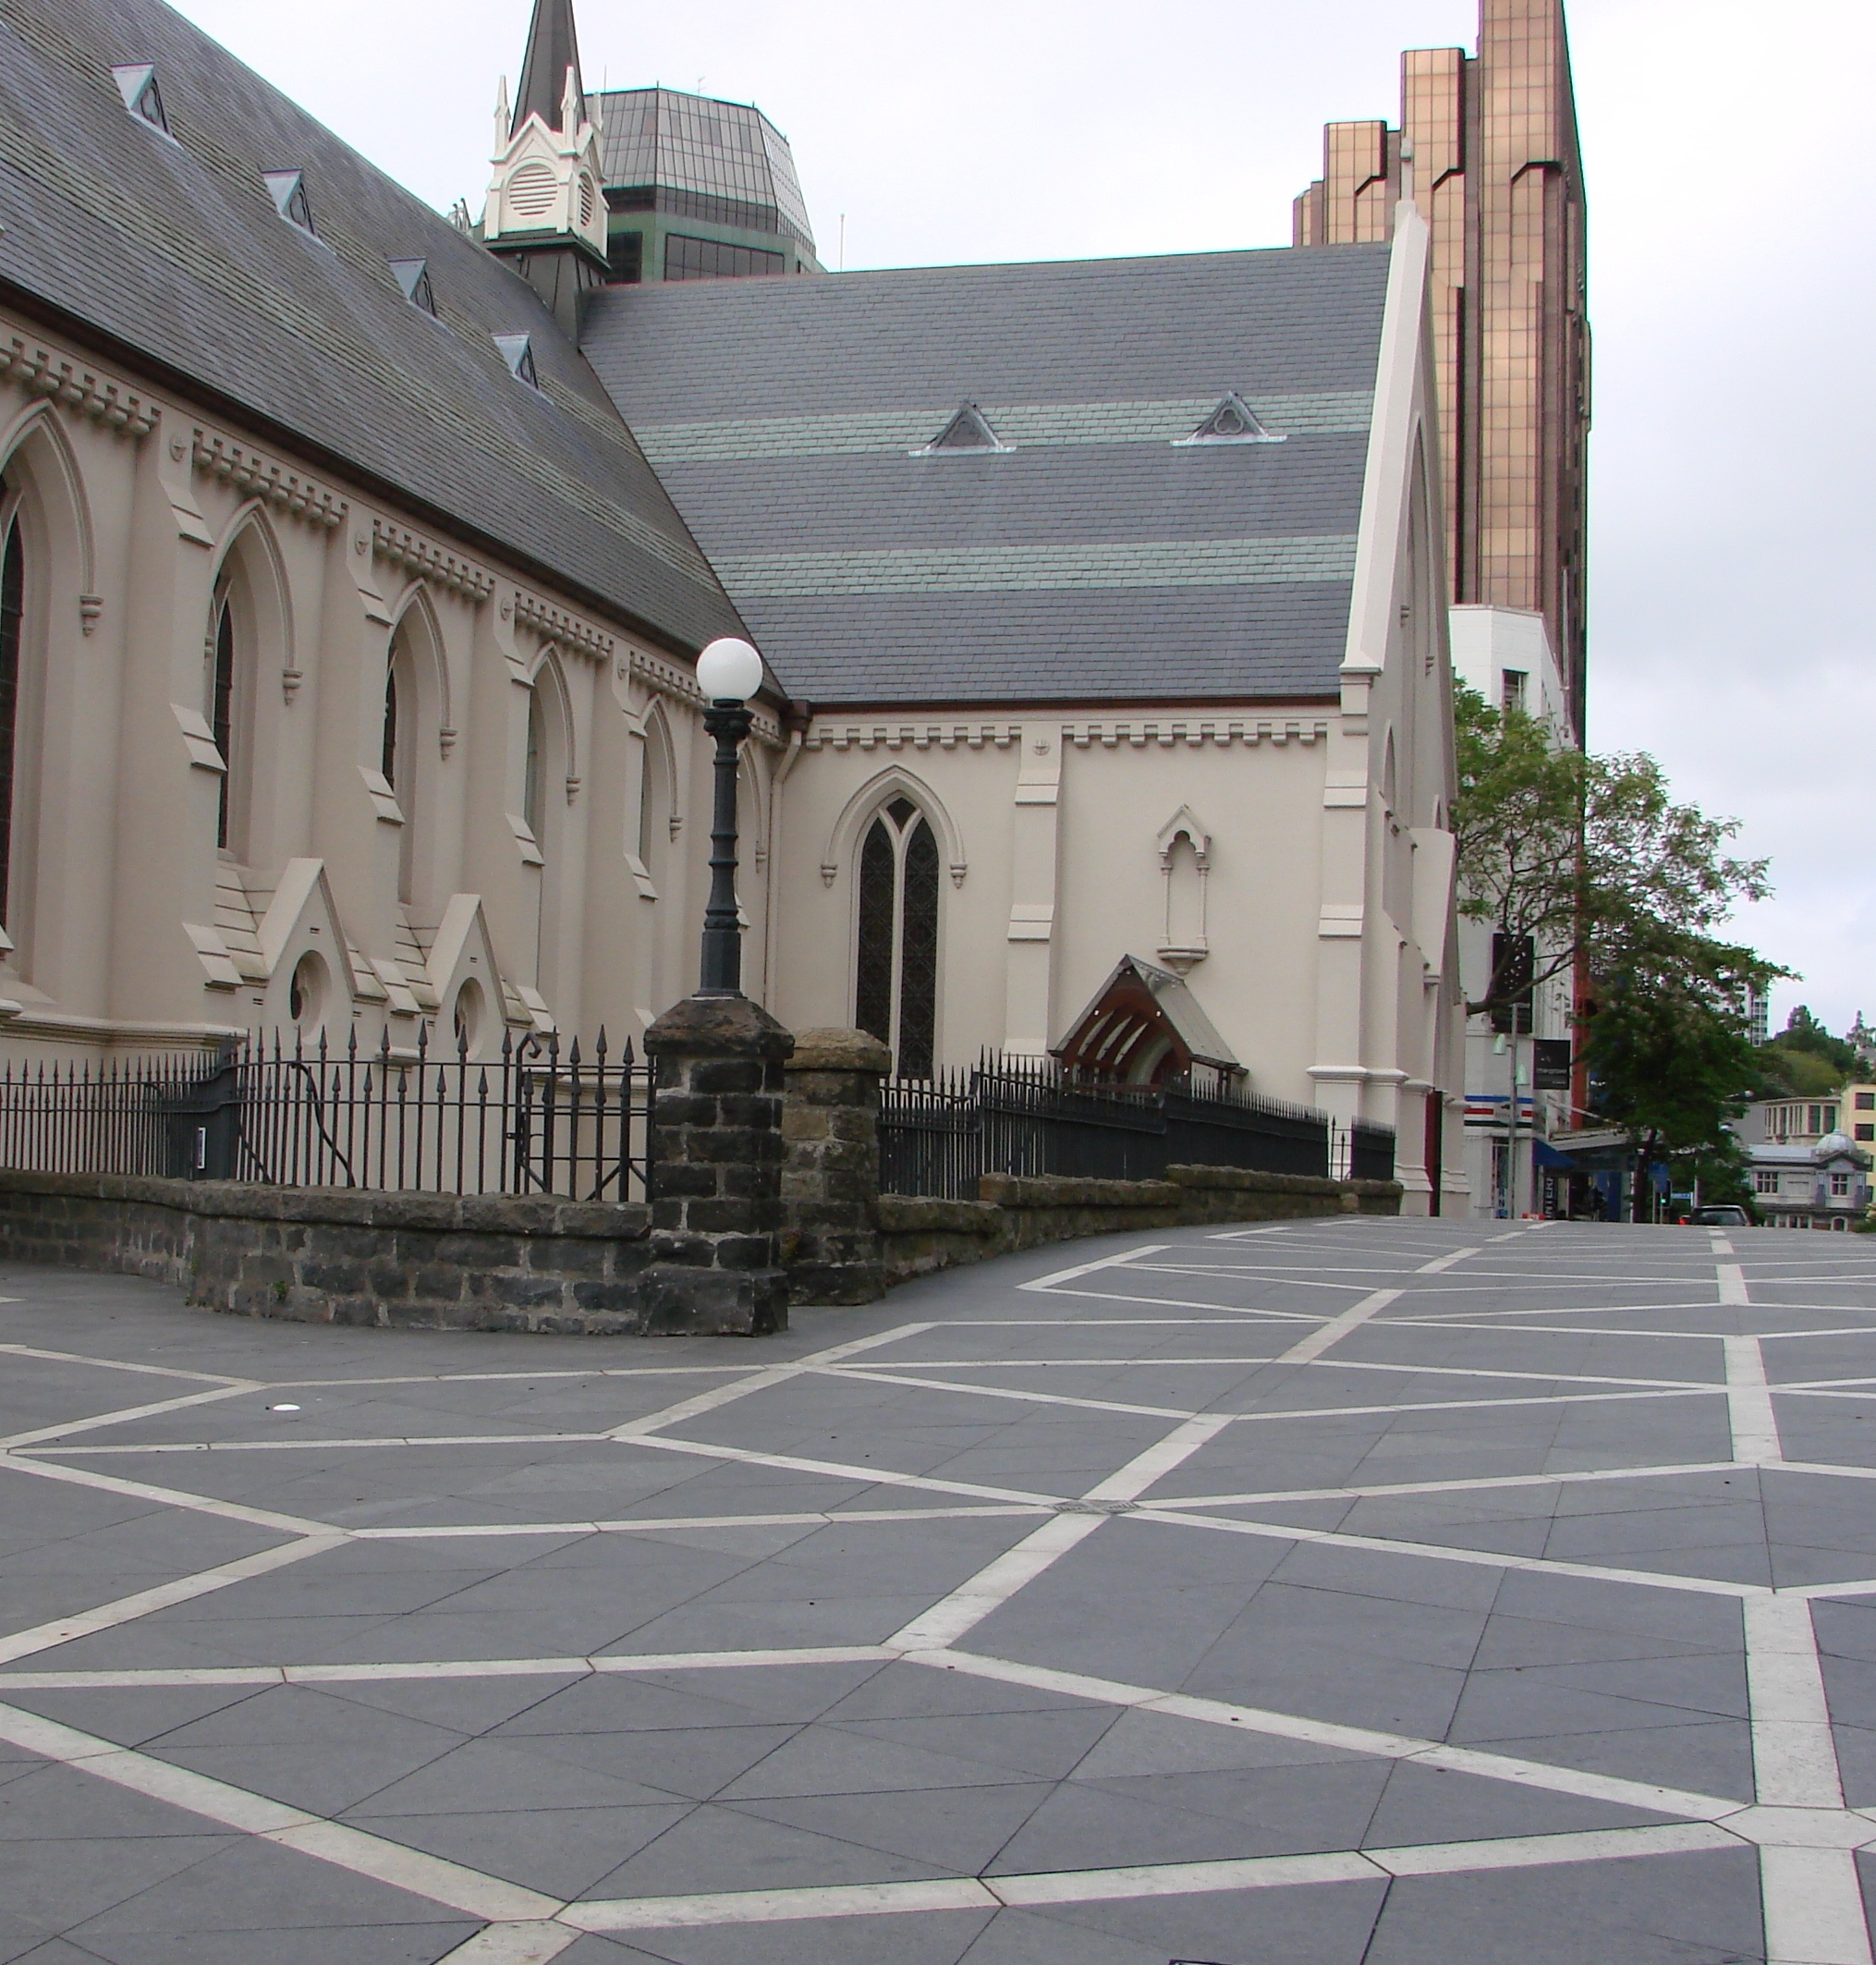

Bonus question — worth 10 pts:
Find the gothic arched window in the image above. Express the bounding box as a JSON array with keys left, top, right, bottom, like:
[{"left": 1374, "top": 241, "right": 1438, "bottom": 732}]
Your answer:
[
  {"left": 855, "top": 796, "right": 939, "bottom": 1079},
  {"left": 523, "top": 688, "right": 545, "bottom": 844},
  {"left": 381, "top": 664, "right": 398, "bottom": 791},
  {"left": 209, "top": 575, "right": 237, "bottom": 849},
  {"left": 0, "top": 497, "right": 22, "bottom": 929},
  {"left": 382, "top": 631, "right": 419, "bottom": 903}
]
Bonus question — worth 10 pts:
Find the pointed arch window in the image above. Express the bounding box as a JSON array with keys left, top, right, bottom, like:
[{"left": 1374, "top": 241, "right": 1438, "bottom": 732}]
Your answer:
[
  {"left": 0, "top": 495, "right": 22, "bottom": 929},
  {"left": 381, "top": 665, "right": 399, "bottom": 791},
  {"left": 382, "top": 633, "right": 419, "bottom": 903},
  {"left": 523, "top": 688, "right": 546, "bottom": 842},
  {"left": 855, "top": 797, "right": 939, "bottom": 1078},
  {"left": 209, "top": 576, "right": 237, "bottom": 848}
]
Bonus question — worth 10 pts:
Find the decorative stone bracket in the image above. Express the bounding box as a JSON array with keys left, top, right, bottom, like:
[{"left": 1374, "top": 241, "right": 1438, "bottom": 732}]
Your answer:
[{"left": 0, "top": 336, "right": 159, "bottom": 438}]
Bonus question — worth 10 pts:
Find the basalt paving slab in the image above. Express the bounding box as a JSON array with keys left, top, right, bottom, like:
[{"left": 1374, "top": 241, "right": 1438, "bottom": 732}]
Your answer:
[{"left": 6, "top": 1224, "right": 1876, "bottom": 1961}]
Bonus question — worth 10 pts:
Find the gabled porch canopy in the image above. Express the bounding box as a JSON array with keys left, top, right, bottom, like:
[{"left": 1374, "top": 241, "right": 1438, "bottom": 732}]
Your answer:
[{"left": 1054, "top": 954, "right": 1244, "bottom": 1090}]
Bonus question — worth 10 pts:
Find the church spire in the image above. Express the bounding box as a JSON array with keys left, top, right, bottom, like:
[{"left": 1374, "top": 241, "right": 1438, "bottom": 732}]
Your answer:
[
  {"left": 514, "top": 0, "right": 586, "bottom": 134},
  {"left": 481, "top": 0, "right": 607, "bottom": 336}
]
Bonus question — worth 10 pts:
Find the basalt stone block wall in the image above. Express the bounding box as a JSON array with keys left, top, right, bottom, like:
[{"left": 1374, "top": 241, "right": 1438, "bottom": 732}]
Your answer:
[
  {"left": 642, "top": 992, "right": 795, "bottom": 1335},
  {"left": 872, "top": 1166, "right": 1404, "bottom": 1283},
  {"left": 0, "top": 1170, "right": 655, "bottom": 1333},
  {"left": 779, "top": 1027, "right": 892, "bottom": 1305}
]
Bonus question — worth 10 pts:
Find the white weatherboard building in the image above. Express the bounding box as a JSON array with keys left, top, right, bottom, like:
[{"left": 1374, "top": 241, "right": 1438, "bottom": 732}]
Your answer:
[{"left": 0, "top": 0, "right": 1470, "bottom": 1213}]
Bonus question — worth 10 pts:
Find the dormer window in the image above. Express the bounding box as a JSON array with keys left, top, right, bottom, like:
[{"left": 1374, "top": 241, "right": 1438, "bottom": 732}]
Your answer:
[
  {"left": 262, "top": 170, "right": 316, "bottom": 236},
  {"left": 493, "top": 334, "right": 540, "bottom": 389},
  {"left": 1175, "top": 392, "right": 1284, "bottom": 445},
  {"left": 389, "top": 258, "right": 437, "bottom": 316},
  {"left": 110, "top": 64, "right": 170, "bottom": 136},
  {"left": 913, "top": 404, "right": 1009, "bottom": 456}
]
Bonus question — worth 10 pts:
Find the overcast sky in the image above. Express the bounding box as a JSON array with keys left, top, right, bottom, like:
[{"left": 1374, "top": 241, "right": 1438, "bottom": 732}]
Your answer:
[{"left": 169, "top": 0, "right": 1876, "bottom": 1039}]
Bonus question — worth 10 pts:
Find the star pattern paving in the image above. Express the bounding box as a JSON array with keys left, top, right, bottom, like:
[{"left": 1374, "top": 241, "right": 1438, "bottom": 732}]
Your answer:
[{"left": 3, "top": 1219, "right": 1876, "bottom": 1962}]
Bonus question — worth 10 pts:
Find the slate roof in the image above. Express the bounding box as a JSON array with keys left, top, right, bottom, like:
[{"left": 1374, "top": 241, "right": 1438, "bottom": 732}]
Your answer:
[
  {"left": 582, "top": 248, "right": 1393, "bottom": 706},
  {"left": 0, "top": 0, "right": 744, "bottom": 656}
]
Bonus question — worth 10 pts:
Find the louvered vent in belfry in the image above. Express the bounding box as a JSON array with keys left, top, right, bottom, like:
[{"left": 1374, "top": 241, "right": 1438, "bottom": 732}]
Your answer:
[{"left": 507, "top": 162, "right": 557, "bottom": 220}]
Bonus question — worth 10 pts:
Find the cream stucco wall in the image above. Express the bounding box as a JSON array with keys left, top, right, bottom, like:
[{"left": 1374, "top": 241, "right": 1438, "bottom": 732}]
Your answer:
[
  {"left": 766, "top": 206, "right": 1470, "bottom": 1214},
  {"left": 0, "top": 312, "right": 768, "bottom": 1061}
]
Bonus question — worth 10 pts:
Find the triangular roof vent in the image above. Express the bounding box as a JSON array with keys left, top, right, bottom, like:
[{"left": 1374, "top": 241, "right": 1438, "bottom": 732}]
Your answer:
[
  {"left": 493, "top": 334, "right": 541, "bottom": 389},
  {"left": 390, "top": 258, "right": 437, "bottom": 316},
  {"left": 262, "top": 169, "right": 316, "bottom": 236},
  {"left": 1174, "top": 392, "right": 1284, "bottom": 446},
  {"left": 914, "top": 403, "right": 1010, "bottom": 456},
  {"left": 110, "top": 64, "right": 170, "bottom": 136}
]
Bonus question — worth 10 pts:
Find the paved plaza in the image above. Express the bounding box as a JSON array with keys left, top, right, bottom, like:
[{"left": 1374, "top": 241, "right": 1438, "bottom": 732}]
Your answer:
[{"left": 6, "top": 1222, "right": 1876, "bottom": 1961}]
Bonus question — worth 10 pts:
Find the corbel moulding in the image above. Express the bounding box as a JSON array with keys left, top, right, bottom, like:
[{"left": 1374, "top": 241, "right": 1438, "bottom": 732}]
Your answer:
[
  {"left": 191, "top": 433, "right": 346, "bottom": 531},
  {"left": 1066, "top": 719, "right": 1328, "bottom": 749},
  {"left": 511, "top": 589, "right": 615, "bottom": 665},
  {"left": 804, "top": 724, "right": 1022, "bottom": 753},
  {"left": 372, "top": 519, "right": 495, "bottom": 603},
  {"left": 0, "top": 335, "right": 159, "bottom": 438},
  {"left": 620, "top": 646, "right": 783, "bottom": 747}
]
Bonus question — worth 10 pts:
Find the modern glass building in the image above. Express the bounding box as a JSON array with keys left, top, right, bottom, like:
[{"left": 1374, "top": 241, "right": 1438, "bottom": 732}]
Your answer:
[
  {"left": 588, "top": 89, "right": 821, "bottom": 285},
  {"left": 1295, "top": 0, "right": 1590, "bottom": 743}
]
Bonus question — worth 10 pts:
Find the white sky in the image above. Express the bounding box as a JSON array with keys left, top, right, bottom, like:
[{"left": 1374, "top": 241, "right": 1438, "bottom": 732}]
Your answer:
[{"left": 168, "top": 0, "right": 1876, "bottom": 1038}]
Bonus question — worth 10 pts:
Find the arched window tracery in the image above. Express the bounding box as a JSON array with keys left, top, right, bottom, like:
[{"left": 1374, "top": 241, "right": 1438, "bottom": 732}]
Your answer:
[{"left": 855, "top": 795, "right": 939, "bottom": 1079}]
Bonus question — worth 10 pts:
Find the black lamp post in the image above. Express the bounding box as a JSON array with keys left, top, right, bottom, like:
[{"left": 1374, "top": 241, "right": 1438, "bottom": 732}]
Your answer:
[{"left": 692, "top": 637, "right": 766, "bottom": 996}]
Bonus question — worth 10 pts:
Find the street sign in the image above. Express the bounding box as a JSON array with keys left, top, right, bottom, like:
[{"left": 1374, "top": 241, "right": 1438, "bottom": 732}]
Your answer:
[{"left": 1532, "top": 1039, "right": 1573, "bottom": 1090}]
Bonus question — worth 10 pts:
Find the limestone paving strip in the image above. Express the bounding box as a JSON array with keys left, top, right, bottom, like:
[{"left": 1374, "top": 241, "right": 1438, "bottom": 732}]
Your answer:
[
  {"left": 562, "top": 1825, "right": 1742, "bottom": 1932},
  {"left": 1714, "top": 1258, "right": 1874, "bottom": 1965},
  {"left": 0, "top": 1338, "right": 239, "bottom": 1385},
  {"left": 0, "top": 1446, "right": 347, "bottom": 1535},
  {"left": 0, "top": 1534, "right": 347, "bottom": 1667},
  {"left": 887, "top": 1412, "right": 1233, "bottom": 1651},
  {"left": 0, "top": 1380, "right": 256, "bottom": 1449}
]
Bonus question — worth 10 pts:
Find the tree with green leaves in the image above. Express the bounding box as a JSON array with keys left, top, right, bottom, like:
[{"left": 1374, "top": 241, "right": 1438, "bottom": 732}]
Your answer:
[
  {"left": 1759, "top": 1006, "right": 1862, "bottom": 1097},
  {"left": 1580, "top": 971, "right": 1764, "bottom": 1221},
  {"left": 1452, "top": 683, "right": 1780, "bottom": 1022},
  {"left": 1451, "top": 682, "right": 1787, "bottom": 1209}
]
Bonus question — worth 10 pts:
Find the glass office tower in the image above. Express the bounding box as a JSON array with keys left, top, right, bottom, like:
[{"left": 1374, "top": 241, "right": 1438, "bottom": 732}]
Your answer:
[
  {"left": 1295, "top": 0, "right": 1590, "bottom": 742},
  {"left": 589, "top": 89, "right": 821, "bottom": 285}
]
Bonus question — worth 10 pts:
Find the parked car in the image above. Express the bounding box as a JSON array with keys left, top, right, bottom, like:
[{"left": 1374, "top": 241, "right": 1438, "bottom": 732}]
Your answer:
[{"left": 1692, "top": 1205, "right": 1750, "bottom": 1227}]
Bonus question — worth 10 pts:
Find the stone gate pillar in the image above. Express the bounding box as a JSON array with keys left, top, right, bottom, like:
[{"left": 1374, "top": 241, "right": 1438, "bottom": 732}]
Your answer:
[
  {"left": 781, "top": 1028, "right": 891, "bottom": 1304},
  {"left": 641, "top": 994, "right": 795, "bottom": 1335}
]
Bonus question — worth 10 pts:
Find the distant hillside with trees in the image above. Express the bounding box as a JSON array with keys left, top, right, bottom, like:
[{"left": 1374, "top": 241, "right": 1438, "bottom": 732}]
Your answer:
[{"left": 1759, "top": 1007, "right": 1866, "bottom": 1097}]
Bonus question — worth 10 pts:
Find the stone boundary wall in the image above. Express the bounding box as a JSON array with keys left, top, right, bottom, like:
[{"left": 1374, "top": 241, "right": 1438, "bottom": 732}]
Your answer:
[
  {"left": 0, "top": 1170, "right": 656, "bottom": 1334},
  {"left": 0, "top": 1029, "right": 1404, "bottom": 1332},
  {"left": 874, "top": 1165, "right": 1403, "bottom": 1284}
]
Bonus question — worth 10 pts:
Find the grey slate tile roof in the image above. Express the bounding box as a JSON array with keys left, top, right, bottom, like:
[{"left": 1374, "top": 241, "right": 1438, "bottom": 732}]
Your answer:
[
  {"left": 581, "top": 248, "right": 1392, "bottom": 705},
  {"left": 0, "top": 0, "right": 744, "bottom": 656}
]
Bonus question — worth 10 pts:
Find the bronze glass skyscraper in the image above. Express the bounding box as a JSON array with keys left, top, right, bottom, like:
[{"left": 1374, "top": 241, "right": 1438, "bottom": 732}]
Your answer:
[{"left": 1296, "top": 0, "right": 1590, "bottom": 737}]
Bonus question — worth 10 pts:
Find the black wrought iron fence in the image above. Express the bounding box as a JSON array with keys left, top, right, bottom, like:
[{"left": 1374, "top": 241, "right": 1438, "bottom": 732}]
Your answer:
[
  {"left": 0, "top": 1026, "right": 652, "bottom": 1202},
  {"left": 1331, "top": 1117, "right": 1398, "bottom": 1185},
  {"left": 878, "top": 1053, "right": 1358, "bottom": 1200}
]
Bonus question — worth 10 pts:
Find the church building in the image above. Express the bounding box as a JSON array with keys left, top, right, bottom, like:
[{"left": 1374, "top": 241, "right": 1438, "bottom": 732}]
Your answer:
[{"left": 0, "top": 0, "right": 1471, "bottom": 1212}]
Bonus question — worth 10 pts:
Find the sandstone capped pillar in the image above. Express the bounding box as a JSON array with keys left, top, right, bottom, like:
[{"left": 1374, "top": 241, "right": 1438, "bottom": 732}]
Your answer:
[{"left": 781, "top": 1027, "right": 890, "bottom": 1305}]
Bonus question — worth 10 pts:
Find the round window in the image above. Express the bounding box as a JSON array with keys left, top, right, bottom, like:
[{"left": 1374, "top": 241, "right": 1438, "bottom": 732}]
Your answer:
[
  {"left": 451, "top": 978, "right": 483, "bottom": 1055},
  {"left": 288, "top": 950, "right": 326, "bottom": 1029}
]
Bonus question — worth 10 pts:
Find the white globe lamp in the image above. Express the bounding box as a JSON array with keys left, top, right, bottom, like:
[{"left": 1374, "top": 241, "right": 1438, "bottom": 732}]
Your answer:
[{"left": 696, "top": 637, "right": 764, "bottom": 704}]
